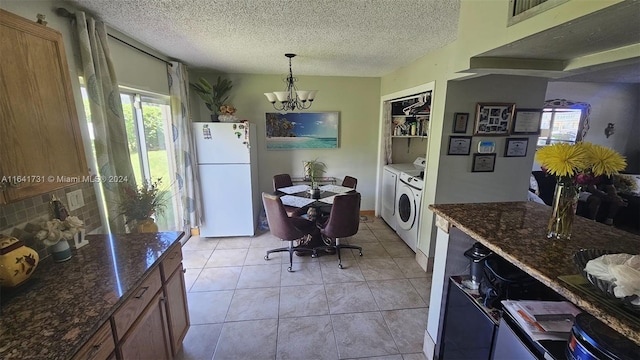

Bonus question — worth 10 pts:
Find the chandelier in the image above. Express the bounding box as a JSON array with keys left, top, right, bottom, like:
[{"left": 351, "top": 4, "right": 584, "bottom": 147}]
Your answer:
[{"left": 264, "top": 54, "right": 317, "bottom": 111}]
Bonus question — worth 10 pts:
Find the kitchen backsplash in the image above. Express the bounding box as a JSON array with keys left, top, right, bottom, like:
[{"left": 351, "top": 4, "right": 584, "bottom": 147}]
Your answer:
[{"left": 0, "top": 182, "right": 102, "bottom": 258}]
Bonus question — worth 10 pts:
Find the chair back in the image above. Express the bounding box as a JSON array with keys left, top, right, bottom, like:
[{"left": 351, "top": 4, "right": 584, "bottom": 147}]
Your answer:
[
  {"left": 262, "top": 193, "right": 306, "bottom": 241},
  {"left": 341, "top": 176, "right": 358, "bottom": 189},
  {"left": 273, "top": 174, "right": 294, "bottom": 191},
  {"left": 321, "top": 192, "right": 361, "bottom": 238}
]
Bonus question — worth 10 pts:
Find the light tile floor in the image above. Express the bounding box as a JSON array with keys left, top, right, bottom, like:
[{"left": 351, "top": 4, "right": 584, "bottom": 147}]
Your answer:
[{"left": 177, "top": 217, "right": 432, "bottom": 360}]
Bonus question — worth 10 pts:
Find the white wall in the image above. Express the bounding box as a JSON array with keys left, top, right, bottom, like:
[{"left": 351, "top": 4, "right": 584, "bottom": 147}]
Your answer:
[
  {"left": 190, "top": 71, "right": 381, "bottom": 211},
  {"left": 435, "top": 75, "right": 549, "bottom": 204},
  {"left": 544, "top": 82, "right": 640, "bottom": 172}
]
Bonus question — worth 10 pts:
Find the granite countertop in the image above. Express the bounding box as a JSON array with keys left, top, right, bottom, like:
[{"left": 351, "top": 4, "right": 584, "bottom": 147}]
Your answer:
[
  {"left": 0, "top": 231, "right": 185, "bottom": 360},
  {"left": 429, "top": 201, "right": 640, "bottom": 345}
]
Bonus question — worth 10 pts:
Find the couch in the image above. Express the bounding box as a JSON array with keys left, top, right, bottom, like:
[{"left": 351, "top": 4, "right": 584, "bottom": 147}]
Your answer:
[{"left": 531, "top": 171, "right": 639, "bottom": 232}]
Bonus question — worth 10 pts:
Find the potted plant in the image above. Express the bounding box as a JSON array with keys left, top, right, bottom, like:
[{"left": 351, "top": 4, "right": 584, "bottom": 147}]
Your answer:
[
  {"left": 190, "top": 76, "right": 233, "bottom": 121},
  {"left": 303, "top": 159, "right": 327, "bottom": 196},
  {"left": 118, "top": 178, "right": 167, "bottom": 233}
]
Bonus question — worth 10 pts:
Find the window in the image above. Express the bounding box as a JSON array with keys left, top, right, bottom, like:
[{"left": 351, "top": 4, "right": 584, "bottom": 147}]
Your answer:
[
  {"left": 120, "top": 90, "right": 180, "bottom": 231},
  {"left": 79, "top": 81, "right": 180, "bottom": 231},
  {"left": 537, "top": 99, "right": 591, "bottom": 147}
]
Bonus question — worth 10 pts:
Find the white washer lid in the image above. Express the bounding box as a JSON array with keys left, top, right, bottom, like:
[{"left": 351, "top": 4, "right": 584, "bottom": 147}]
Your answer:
[{"left": 384, "top": 163, "right": 417, "bottom": 174}]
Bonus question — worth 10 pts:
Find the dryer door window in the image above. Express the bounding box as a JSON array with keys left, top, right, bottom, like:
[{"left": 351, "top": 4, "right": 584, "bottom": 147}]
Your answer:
[{"left": 397, "top": 186, "right": 416, "bottom": 230}]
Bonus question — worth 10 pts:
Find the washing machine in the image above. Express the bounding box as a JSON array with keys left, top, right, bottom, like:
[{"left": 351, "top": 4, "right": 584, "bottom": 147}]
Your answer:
[
  {"left": 395, "top": 170, "right": 424, "bottom": 252},
  {"left": 381, "top": 157, "right": 425, "bottom": 231}
]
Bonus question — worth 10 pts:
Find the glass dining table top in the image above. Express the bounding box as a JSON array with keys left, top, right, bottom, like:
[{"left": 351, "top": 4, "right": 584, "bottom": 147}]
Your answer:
[{"left": 276, "top": 184, "right": 354, "bottom": 208}]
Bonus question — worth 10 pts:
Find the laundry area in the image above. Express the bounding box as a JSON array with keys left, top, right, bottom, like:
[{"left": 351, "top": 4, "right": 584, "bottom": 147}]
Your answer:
[{"left": 380, "top": 88, "right": 432, "bottom": 252}]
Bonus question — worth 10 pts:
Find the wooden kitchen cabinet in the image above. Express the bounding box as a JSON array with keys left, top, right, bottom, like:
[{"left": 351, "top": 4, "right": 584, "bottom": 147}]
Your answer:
[
  {"left": 160, "top": 245, "right": 190, "bottom": 355},
  {"left": 164, "top": 264, "right": 189, "bottom": 355},
  {"left": 0, "top": 10, "right": 88, "bottom": 204},
  {"left": 118, "top": 292, "right": 172, "bottom": 360},
  {"left": 71, "top": 321, "right": 115, "bottom": 360}
]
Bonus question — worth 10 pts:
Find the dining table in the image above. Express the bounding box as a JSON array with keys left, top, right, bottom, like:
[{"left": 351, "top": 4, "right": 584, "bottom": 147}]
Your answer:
[{"left": 275, "top": 183, "right": 356, "bottom": 252}]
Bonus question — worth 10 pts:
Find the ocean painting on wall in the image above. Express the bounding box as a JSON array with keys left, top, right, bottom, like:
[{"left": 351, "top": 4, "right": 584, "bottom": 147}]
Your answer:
[{"left": 265, "top": 112, "right": 339, "bottom": 150}]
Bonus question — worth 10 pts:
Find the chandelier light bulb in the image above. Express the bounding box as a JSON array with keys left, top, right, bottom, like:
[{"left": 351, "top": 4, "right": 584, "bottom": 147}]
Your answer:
[{"left": 264, "top": 54, "right": 317, "bottom": 111}]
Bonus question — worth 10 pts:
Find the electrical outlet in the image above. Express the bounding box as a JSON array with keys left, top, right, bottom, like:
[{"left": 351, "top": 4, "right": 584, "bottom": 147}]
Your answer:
[{"left": 67, "top": 189, "right": 85, "bottom": 211}]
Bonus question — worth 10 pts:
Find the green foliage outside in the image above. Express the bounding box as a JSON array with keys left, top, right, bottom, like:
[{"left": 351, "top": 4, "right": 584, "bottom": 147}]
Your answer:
[{"left": 122, "top": 103, "right": 166, "bottom": 152}]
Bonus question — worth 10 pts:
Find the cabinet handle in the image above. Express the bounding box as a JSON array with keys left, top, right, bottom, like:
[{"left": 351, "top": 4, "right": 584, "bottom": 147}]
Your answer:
[
  {"left": 134, "top": 286, "right": 149, "bottom": 299},
  {"left": 86, "top": 343, "right": 101, "bottom": 359}
]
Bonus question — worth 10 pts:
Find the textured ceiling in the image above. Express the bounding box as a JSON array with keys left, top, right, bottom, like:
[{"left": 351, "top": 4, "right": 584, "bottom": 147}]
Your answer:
[{"left": 67, "top": 0, "right": 460, "bottom": 77}]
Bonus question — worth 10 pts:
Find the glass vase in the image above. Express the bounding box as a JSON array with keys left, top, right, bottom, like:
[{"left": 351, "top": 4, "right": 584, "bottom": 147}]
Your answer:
[{"left": 547, "top": 181, "right": 579, "bottom": 240}]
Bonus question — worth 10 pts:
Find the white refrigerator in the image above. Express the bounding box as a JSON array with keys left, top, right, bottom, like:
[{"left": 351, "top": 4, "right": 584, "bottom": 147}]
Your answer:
[{"left": 192, "top": 122, "right": 259, "bottom": 237}]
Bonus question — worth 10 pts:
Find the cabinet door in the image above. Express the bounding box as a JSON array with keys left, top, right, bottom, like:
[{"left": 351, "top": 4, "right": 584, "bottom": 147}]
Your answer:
[
  {"left": 440, "top": 280, "right": 496, "bottom": 360},
  {"left": 0, "top": 10, "right": 87, "bottom": 203},
  {"left": 165, "top": 264, "right": 190, "bottom": 355},
  {"left": 118, "top": 292, "right": 171, "bottom": 360},
  {"left": 491, "top": 317, "right": 537, "bottom": 360}
]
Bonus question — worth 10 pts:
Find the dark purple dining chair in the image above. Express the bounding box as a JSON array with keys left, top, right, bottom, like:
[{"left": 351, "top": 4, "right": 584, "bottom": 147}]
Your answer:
[
  {"left": 341, "top": 176, "right": 358, "bottom": 189},
  {"left": 316, "top": 192, "right": 363, "bottom": 268},
  {"left": 262, "top": 193, "right": 315, "bottom": 272},
  {"left": 272, "top": 174, "right": 305, "bottom": 217}
]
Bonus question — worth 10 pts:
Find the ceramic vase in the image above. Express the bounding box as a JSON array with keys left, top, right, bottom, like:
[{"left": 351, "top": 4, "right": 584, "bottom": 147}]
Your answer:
[
  {"left": 51, "top": 239, "right": 72, "bottom": 262},
  {"left": 0, "top": 235, "right": 39, "bottom": 287},
  {"left": 137, "top": 218, "right": 159, "bottom": 233},
  {"left": 547, "top": 181, "right": 579, "bottom": 240}
]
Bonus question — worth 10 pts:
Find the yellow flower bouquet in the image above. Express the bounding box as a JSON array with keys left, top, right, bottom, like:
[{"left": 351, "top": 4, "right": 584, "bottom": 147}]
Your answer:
[{"left": 535, "top": 142, "right": 626, "bottom": 239}]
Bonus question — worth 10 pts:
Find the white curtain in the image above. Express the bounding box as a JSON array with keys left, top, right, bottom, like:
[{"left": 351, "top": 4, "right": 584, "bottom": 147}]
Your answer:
[
  {"left": 383, "top": 101, "right": 392, "bottom": 164},
  {"left": 167, "top": 62, "right": 202, "bottom": 229},
  {"left": 75, "top": 12, "right": 136, "bottom": 233}
]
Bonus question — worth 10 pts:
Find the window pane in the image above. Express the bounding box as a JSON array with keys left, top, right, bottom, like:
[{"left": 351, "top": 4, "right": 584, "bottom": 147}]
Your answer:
[
  {"left": 550, "top": 109, "right": 581, "bottom": 144},
  {"left": 121, "top": 94, "right": 143, "bottom": 184},
  {"left": 140, "top": 100, "right": 176, "bottom": 229}
]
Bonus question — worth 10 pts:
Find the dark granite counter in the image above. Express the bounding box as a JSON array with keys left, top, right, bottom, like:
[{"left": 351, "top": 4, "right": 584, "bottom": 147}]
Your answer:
[
  {"left": 429, "top": 202, "right": 640, "bottom": 345},
  {"left": 0, "top": 231, "right": 185, "bottom": 360}
]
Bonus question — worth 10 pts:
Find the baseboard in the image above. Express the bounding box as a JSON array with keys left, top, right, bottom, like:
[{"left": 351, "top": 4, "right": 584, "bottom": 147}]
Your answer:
[
  {"left": 360, "top": 210, "right": 375, "bottom": 217},
  {"left": 415, "top": 249, "right": 431, "bottom": 273},
  {"left": 423, "top": 329, "right": 436, "bottom": 360}
]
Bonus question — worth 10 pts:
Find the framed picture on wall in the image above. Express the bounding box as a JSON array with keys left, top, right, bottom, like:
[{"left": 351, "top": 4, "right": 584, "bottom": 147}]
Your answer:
[
  {"left": 472, "top": 153, "right": 496, "bottom": 172},
  {"left": 448, "top": 136, "right": 472, "bottom": 155},
  {"left": 265, "top": 112, "right": 339, "bottom": 150},
  {"left": 504, "top": 138, "right": 529, "bottom": 157},
  {"left": 453, "top": 112, "right": 469, "bottom": 133},
  {"left": 511, "top": 109, "right": 543, "bottom": 135},
  {"left": 473, "top": 103, "right": 515, "bottom": 136}
]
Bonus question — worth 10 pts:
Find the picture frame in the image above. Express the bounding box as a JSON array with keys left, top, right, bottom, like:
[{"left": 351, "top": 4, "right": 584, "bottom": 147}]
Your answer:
[
  {"left": 504, "top": 137, "right": 529, "bottom": 157},
  {"left": 448, "top": 136, "right": 472, "bottom": 155},
  {"left": 473, "top": 103, "right": 515, "bottom": 136},
  {"left": 452, "top": 112, "right": 469, "bottom": 133},
  {"left": 472, "top": 153, "right": 496, "bottom": 172},
  {"left": 511, "top": 108, "right": 543, "bottom": 135},
  {"left": 265, "top": 112, "right": 339, "bottom": 150}
]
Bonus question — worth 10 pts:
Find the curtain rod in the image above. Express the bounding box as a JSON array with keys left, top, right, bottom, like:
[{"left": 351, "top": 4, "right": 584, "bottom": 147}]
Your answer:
[{"left": 55, "top": 7, "right": 173, "bottom": 67}]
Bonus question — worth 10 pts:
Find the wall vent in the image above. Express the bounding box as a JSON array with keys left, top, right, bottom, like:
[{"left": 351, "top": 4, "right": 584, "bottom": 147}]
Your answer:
[
  {"left": 508, "top": 0, "right": 568, "bottom": 26},
  {"left": 513, "top": 0, "right": 547, "bottom": 16}
]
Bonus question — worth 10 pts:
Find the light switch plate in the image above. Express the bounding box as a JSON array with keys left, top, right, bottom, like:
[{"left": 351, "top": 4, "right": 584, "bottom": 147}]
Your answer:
[{"left": 67, "top": 189, "right": 85, "bottom": 211}]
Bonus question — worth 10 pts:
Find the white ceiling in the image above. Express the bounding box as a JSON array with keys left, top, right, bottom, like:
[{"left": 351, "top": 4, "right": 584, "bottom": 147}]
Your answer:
[{"left": 67, "top": 0, "right": 461, "bottom": 77}]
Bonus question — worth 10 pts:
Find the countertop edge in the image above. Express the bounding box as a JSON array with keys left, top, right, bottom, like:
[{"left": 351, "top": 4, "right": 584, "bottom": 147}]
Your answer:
[
  {"left": 428, "top": 203, "right": 640, "bottom": 345},
  {"left": 68, "top": 232, "right": 185, "bottom": 359}
]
